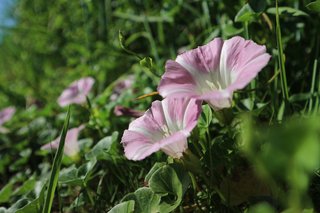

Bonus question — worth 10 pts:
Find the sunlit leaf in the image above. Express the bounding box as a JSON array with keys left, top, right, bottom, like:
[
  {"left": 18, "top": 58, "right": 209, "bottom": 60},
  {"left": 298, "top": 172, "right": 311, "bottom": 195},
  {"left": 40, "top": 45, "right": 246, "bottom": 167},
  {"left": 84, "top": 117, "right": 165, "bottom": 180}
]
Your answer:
[
  {"left": 85, "top": 132, "right": 119, "bottom": 161},
  {"left": 267, "top": 7, "right": 309, "bottom": 16},
  {"left": 235, "top": 4, "right": 258, "bottom": 23},
  {"left": 108, "top": 200, "right": 135, "bottom": 213},
  {"left": 306, "top": 0, "right": 320, "bottom": 12},
  {"left": 122, "top": 187, "right": 161, "bottom": 213}
]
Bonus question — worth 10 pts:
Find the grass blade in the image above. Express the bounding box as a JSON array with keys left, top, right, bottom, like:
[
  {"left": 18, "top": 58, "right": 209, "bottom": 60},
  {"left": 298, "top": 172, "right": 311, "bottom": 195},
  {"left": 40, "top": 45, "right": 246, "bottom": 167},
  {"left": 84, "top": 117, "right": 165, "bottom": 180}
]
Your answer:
[
  {"left": 308, "top": 34, "right": 319, "bottom": 114},
  {"left": 275, "top": 0, "right": 289, "bottom": 101},
  {"left": 42, "top": 107, "right": 71, "bottom": 213}
]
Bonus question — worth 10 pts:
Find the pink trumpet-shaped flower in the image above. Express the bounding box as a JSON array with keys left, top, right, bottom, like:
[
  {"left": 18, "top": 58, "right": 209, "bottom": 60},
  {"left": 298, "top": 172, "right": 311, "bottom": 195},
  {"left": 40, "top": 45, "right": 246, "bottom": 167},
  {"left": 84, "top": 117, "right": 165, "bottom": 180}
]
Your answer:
[
  {"left": 58, "top": 77, "right": 95, "bottom": 107},
  {"left": 110, "top": 75, "right": 135, "bottom": 101},
  {"left": 158, "top": 36, "right": 271, "bottom": 110},
  {"left": 41, "top": 125, "right": 85, "bottom": 157},
  {"left": 114, "top": 105, "right": 144, "bottom": 118},
  {"left": 121, "top": 98, "right": 202, "bottom": 161},
  {"left": 0, "top": 107, "right": 16, "bottom": 126}
]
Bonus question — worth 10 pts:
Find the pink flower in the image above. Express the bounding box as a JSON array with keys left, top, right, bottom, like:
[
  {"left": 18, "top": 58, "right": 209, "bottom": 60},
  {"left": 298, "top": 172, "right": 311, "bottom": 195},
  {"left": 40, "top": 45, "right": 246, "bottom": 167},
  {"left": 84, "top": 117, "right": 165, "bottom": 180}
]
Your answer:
[
  {"left": 41, "top": 125, "right": 85, "bottom": 157},
  {"left": 158, "top": 36, "right": 271, "bottom": 110},
  {"left": 0, "top": 107, "right": 16, "bottom": 126},
  {"left": 121, "top": 98, "right": 202, "bottom": 161},
  {"left": 114, "top": 105, "right": 144, "bottom": 118},
  {"left": 58, "top": 77, "right": 95, "bottom": 107},
  {"left": 110, "top": 75, "right": 135, "bottom": 101}
]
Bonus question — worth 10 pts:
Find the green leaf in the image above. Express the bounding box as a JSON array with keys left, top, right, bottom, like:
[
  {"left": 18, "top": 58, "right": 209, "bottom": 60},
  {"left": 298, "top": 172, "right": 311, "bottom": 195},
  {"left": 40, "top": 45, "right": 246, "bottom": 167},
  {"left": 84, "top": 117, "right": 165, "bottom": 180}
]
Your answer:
[
  {"left": 267, "top": 7, "right": 309, "bottom": 17},
  {"left": 15, "top": 184, "right": 46, "bottom": 213},
  {"left": 145, "top": 162, "right": 166, "bottom": 183},
  {"left": 42, "top": 107, "right": 71, "bottom": 213},
  {"left": 118, "top": 30, "right": 142, "bottom": 60},
  {"left": 198, "top": 104, "right": 213, "bottom": 128},
  {"left": 123, "top": 187, "right": 161, "bottom": 213},
  {"left": 235, "top": 4, "right": 258, "bottom": 23},
  {"left": 148, "top": 164, "right": 189, "bottom": 213},
  {"left": 108, "top": 200, "right": 135, "bottom": 213},
  {"left": 0, "top": 181, "right": 14, "bottom": 203},
  {"left": 248, "top": 0, "right": 267, "bottom": 13},
  {"left": 139, "top": 57, "right": 160, "bottom": 77},
  {"left": 306, "top": 0, "right": 320, "bottom": 12},
  {"left": 59, "top": 160, "right": 97, "bottom": 186},
  {"left": 289, "top": 93, "right": 312, "bottom": 102},
  {"left": 2, "top": 182, "right": 47, "bottom": 213},
  {"left": 247, "top": 202, "right": 275, "bottom": 213},
  {"left": 13, "top": 175, "right": 36, "bottom": 196},
  {"left": 85, "top": 132, "right": 119, "bottom": 161}
]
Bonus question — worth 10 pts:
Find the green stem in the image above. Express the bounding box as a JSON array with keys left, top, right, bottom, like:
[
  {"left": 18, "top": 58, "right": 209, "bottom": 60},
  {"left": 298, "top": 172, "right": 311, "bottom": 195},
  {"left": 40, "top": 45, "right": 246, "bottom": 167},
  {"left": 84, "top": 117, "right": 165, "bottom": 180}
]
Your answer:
[
  {"left": 275, "top": 0, "right": 289, "bottom": 101},
  {"left": 309, "top": 33, "right": 319, "bottom": 115},
  {"left": 244, "top": 21, "right": 249, "bottom": 39},
  {"left": 84, "top": 182, "right": 95, "bottom": 206}
]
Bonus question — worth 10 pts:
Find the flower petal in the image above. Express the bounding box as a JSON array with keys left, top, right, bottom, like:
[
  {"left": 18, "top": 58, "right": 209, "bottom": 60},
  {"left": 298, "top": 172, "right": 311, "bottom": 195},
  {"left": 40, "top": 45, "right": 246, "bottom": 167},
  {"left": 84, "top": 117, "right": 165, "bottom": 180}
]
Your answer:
[
  {"left": 158, "top": 60, "right": 198, "bottom": 98},
  {"left": 122, "top": 130, "right": 161, "bottom": 160},
  {"left": 41, "top": 138, "right": 60, "bottom": 150},
  {"left": 57, "top": 77, "right": 95, "bottom": 107},
  {"left": 176, "top": 38, "right": 223, "bottom": 73},
  {"left": 77, "top": 77, "right": 95, "bottom": 94},
  {"left": 41, "top": 125, "right": 84, "bottom": 157},
  {"left": 121, "top": 98, "right": 202, "bottom": 160},
  {"left": 161, "top": 98, "right": 202, "bottom": 132},
  {"left": 64, "top": 126, "right": 83, "bottom": 156},
  {"left": 220, "top": 36, "right": 271, "bottom": 91},
  {"left": 182, "top": 99, "right": 203, "bottom": 131},
  {"left": 159, "top": 130, "right": 189, "bottom": 159},
  {"left": 114, "top": 105, "right": 144, "bottom": 118},
  {"left": 159, "top": 36, "right": 270, "bottom": 110},
  {"left": 0, "top": 107, "right": 15, "bottom": 126},
  {"left": 199, "top": 90, "right": 233, "bottom": 110}
]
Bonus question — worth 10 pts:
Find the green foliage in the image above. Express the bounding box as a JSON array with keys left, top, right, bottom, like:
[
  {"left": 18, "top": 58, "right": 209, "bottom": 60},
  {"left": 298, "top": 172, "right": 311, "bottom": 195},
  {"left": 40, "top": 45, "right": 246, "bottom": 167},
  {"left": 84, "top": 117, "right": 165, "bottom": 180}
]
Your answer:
[
  {"left": 108, "top": 200, "right": 135, "bottom": 213},
  {"left": 267, "top": 7, "right": 309, "bottom": 17},
  {"left": 122, "top": 188, "right": 161, "bottom": 213},
  {"left": 235, "top": 4, "right": 258, "bottom": 23},
  {"left": 241, "top": 115, "right": 320, "bottom": 210},
  {"left": 42, "top": 107, "right": 70, "bottom": 213},
  {"left": 306, "top": 0, "right": 320, "bottom": 12},
  {"left": 113, "top": 163, "right": 190, "bottom": 213},
  {"left": 85, "top": 132, "right": 119, "bottom": 161}
]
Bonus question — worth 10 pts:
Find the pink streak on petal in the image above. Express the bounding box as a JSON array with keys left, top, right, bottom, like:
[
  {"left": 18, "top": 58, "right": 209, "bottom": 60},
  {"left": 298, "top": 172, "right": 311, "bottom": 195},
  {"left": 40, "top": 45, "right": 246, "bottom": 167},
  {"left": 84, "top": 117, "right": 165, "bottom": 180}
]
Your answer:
[
  {"left": 183, "top": 99, "right": 203, "bottom": 132},
  {"left": 228, "top": 54, "right": 271, "bottom": 91},
  {"left": 162, "top": 98, "right": 201, "bottom": 131},
  {"left": 220, "top": 36, "right": 271, "bottom": 89},
  {"left": 158, "top": 60, "right": 198, "bottom": 98},
  {"left": 177, "top": 38, "right": 223, "bottom": 73},
  {"left": 122, "top": 130, "right": 161, "bottom": 160},
  {"left": 149, "top": 101, "right": 166, "bottom": 127},
  {"left": 159, "top": 130, "right": 189, "bottom": 158}
]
